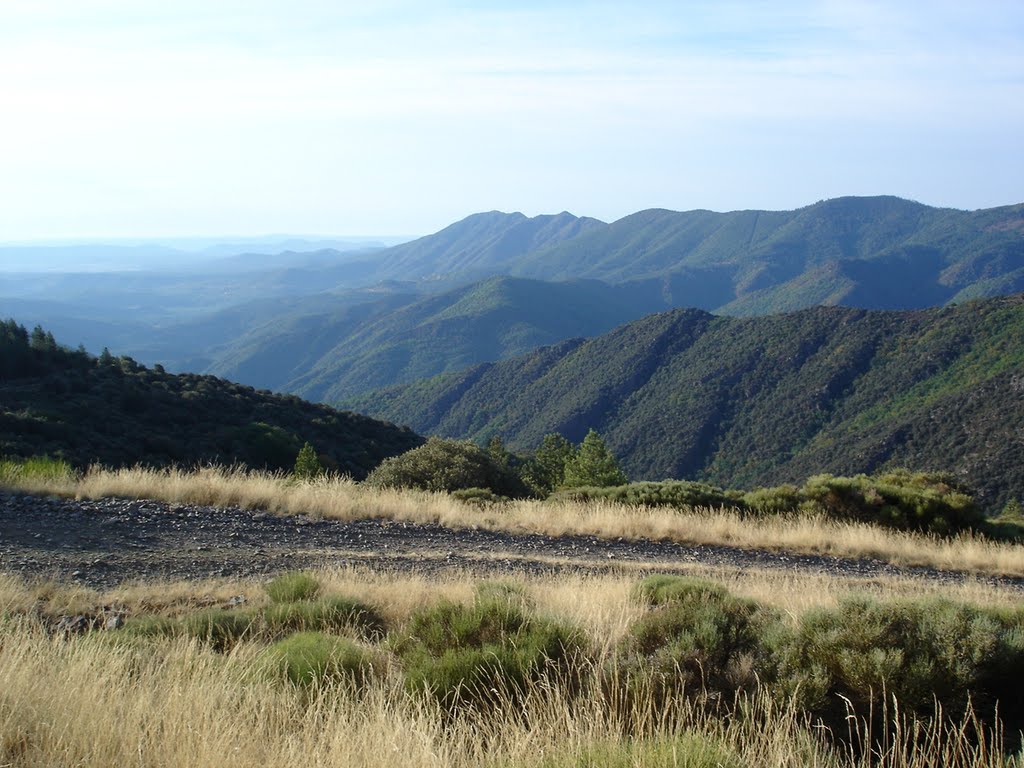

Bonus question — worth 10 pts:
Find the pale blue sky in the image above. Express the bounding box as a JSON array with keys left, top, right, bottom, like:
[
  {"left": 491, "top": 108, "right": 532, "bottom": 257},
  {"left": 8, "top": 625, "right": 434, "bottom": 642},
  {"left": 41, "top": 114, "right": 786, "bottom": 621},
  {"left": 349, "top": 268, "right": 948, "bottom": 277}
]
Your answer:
[{"left": 1, "top": 1, "right": 1022, "bottom": 240}]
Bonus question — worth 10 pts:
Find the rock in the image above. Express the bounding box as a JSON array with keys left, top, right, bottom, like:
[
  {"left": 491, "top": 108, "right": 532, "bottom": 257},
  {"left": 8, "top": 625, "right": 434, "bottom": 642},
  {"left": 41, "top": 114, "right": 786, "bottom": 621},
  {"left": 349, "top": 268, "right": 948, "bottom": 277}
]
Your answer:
[{"left": 104, "top": 614, "right": 124, "bottom": 630}]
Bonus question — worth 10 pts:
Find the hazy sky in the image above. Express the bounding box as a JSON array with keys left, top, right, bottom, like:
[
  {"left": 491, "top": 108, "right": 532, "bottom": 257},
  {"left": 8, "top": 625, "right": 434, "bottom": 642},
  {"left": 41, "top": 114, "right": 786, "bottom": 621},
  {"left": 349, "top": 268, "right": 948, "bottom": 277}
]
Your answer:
[{"left": 1, "top": 1, "right": 1022, "bottom": 240}]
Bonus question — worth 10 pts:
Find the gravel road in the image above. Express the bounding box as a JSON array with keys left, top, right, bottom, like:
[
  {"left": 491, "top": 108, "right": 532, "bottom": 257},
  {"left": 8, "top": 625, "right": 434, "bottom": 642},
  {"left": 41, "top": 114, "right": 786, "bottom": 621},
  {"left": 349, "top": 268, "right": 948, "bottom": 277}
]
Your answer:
[{"left": 2, "top": 492, "right": 1021, "bottom": 590}]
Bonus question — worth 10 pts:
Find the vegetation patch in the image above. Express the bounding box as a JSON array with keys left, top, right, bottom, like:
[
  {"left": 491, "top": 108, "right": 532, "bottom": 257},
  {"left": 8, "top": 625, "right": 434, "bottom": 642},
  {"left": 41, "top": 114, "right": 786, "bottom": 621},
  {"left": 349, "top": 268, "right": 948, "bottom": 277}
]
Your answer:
[
  {"left": 365, "top": 437, "right": 530, "bottom": 497},
  {"left": 260, "top": 631, "right": 378, "bottom": 688},
  {"left": 266, "top": 571, "right": 322, "bottom": 603},
  {"left": 393, "top": 594, "right": 589, "bottom": 713}
]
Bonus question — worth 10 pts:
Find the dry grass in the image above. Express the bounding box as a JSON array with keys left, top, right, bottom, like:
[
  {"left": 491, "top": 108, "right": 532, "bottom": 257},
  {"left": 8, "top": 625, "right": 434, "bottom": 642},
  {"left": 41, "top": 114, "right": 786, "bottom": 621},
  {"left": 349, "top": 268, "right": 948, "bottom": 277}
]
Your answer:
[
  {"left": 2, "top": 566, "right": 1021, "bottom": 768},
  {"left": 6, "top": 464, "right": 1024, "bottom": 578}
]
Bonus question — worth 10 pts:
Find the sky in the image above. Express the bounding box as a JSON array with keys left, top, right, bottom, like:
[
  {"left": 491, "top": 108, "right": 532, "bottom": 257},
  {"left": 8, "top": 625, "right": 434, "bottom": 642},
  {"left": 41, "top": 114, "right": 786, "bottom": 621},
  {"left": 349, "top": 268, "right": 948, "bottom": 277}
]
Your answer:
[{"left": 1, "top": 0, "right": 1022, "bottom": 241}]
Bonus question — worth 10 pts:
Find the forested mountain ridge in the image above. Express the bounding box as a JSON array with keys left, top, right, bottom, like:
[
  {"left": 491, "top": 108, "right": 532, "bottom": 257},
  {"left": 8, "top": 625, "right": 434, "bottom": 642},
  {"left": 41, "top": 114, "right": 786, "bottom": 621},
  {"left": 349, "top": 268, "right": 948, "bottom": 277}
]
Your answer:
[
  {"left": 206, "top": 276, "right": 686, "bottom": 401},
  {"left": 0, "top": 320, "right": 422, "bottom": 477},
  {"left": 345, "top": 294, "right": 1024, "bottom": 512},
  {"left": 506, "top": 197, "right": 1024, "bottom": 313}
]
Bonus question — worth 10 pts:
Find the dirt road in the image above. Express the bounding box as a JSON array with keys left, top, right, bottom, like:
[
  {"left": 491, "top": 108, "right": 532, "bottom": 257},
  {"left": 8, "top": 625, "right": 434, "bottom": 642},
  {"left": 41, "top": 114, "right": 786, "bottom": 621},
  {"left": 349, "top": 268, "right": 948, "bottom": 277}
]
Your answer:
[{"left": 2, "top": 492, "right": 1020, "bottom": 590}]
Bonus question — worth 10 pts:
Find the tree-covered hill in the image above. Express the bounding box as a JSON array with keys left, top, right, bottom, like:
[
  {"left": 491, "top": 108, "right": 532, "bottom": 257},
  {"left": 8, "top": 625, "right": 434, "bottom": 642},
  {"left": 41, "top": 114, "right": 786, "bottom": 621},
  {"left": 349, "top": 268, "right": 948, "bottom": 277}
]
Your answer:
[
  {"left": 207, "top": 276, "right": 684, "bottom": 402},
  {"left": 507, "top": 197, "right": 1024, "bottom": 313},
  {"left": 0, "top": 320, "right": 422, "bottom": 477},
  {"left": 344, "top": 295, "right": 1024, "bottom": 511},
  {"left": 342, "top": 210, "right": 606, "bottom": 287}
]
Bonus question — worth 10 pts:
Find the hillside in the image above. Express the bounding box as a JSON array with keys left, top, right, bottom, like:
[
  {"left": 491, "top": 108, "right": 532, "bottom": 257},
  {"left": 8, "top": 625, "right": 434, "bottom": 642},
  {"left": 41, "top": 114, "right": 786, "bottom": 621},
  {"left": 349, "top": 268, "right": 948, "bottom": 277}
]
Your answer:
[
  {"left": 342, "top": 210, "right": 606, "bottom": 286},
  {"left": 345, "top": 294, "right": 1024, "bottom": 511},
  {"left": 507, "top": 197, "right": 1024, "bottom": 313},
  {"left": 205, "top": 276, "right": 683, "bottom": 401},
  {"left": 0, "top": 320, "right": 422, "bottom": 477}
]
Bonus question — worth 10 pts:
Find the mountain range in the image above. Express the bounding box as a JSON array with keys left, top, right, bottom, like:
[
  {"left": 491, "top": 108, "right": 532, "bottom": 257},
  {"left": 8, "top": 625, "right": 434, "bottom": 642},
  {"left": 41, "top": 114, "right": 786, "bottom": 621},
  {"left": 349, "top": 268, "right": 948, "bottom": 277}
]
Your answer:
[{"left": 344, "top": 294, "right": 1024, "bottom": 512}]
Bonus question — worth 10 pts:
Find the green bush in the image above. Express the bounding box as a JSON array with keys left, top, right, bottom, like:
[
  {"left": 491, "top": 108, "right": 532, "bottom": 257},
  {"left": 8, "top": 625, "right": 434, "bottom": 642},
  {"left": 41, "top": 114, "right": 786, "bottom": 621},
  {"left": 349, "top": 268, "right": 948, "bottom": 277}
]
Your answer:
[
  {"left": 802, "top": 470, "right": 982, "bottom": 534},
  {"left": 293, "top": 441, "right": 325, "bottom": 480},
  {"left": 777, "top": 595, "right": 1024, "bottom": 729},
  {"left": 615, "top": 578, "right": 780, "bottom": 704},
  {"left": 365, "top": 437, "right": 530, "bottom": 498},
  {"left": 394, "top": 597, "right": 589, "bottom": 713},
  {"left": 741, "top": 484, "right": 803, "bottom": 515},
  {"left": 261, "top": 631, "right": 377, "bottom": 688},
  {"left": 266, "top": 572, "right": 321, "bottom": 603},
  {"left": 633, "top": 575, "right": 731, "bottom": 607},
  {"left": 120, "top": 609, "right": 258, "bottom": 651},
  {"left": 451, "top": 487, "right": 506, "bottom": 506},
  {"left": 552, "top": 480, "right": 742, "bottom": 512},
  {"left": 263, "top": 596, "right": 386, "bottom": 639}
]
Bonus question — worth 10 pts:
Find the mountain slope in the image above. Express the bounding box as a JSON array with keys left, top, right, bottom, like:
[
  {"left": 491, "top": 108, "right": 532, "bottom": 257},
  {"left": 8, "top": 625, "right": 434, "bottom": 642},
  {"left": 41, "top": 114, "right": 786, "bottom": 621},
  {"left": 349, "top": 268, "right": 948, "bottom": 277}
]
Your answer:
[
  {"left": 507, "top": 197, "right": 1024, "bottom": 313},
  {"left": 345, "top": 295, "right": 1024, "bottom": 511},
  {"left": 341, "top": 210, "right": 606, "bottom": 286},
  {"left": 0, "top": 321, "right": 422, "bottom": 477},
  {"left": 204, "top": 276, "right": 681, "bottom": 401}
]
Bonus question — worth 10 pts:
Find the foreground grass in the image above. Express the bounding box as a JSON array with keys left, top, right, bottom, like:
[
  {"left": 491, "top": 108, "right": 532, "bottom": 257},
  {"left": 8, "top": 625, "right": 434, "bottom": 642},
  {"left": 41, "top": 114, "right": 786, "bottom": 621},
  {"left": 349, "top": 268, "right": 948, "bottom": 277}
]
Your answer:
[
  {"left": 5, "top": 463, "right": 1024, "bottom": 578},
  {"left": 2, "top": 567, "right": 1022, "bottom": 768}
]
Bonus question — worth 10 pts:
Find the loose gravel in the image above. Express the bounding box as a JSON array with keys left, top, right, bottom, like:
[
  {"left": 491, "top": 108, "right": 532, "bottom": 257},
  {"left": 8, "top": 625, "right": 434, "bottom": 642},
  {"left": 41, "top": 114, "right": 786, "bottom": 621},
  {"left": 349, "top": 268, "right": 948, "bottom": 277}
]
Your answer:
[{"left": 2, "top": 492, "right": 1022, "bottom": 590}]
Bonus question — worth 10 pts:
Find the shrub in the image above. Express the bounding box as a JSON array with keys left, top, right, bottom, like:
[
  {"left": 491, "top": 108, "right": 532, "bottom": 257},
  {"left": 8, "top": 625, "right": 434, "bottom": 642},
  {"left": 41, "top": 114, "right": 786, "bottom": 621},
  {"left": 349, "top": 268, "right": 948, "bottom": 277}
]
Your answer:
[
  {"left": 801, "top": 470, "right": 982, "bottom": 534},
  {"left": 552, "top": 480, "right": 742, "bottom": 512},
  {"left": 120, "top": 608, "right": 257, "bottom": 651},
  {"left": 293, "top": 441, "right": 325, "bottom": 480},
  {"left": 266, "top": 572, "right": 321, "bottom": 603},
  {"left": 365, "top": 437, "right": 530, "bottom": 498},
  {"left": 609, "top": 576, "right": 782, "bottom": 716},
  {"left": 263, "top": 596, "right": 387, "bottom": 639},
  {"left": 777, "top": 595, "right": 1024, "bottom": 730},
  {"left": 633, "top": 575, "right": 731, "bottom": 607},
  {"left": 451, "top": 487, "right": 506, "bottom": 507},
  {"left": 394, "top": 597, "right": 589, "bottom": 713},
  {"left": 261, "top": 631, "right": 377, "bottom": 688},
  {"left": 741, "top": 484, "right": 803, "bottom": 515}
]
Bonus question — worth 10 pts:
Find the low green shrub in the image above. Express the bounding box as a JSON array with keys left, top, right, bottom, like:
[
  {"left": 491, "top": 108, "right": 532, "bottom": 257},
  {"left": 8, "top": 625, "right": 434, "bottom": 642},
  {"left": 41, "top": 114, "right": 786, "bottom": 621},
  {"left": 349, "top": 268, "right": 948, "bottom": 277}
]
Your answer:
[
  {"left": 122, "top": 608, "right": 257, "bottom": 651},
  {"left": 612, "top": 577, "right": 782, "bottom": 710},
  {"left": 178, "top": 608, "right": 257, "bottom": 650},
  {"left": 633, "top": 575, "right": 731, "bottom": 607},
  {"left": 473, "top": 580, "right": 533, "bottom": 609},
  {"left": 263, "top": 596, "right": 387, "bottom": 639},
  {"left": 802, "top": 470, "right": 982, "bottom": 534},
  {"left": 741, "top": 484, "right": 803, "bottom": 515},
  {"left": 451, "top": 487, "right": 507, "bottom": 506},
  {"left": 551, "top": 480, "right": 743, "bottom": 511},
  {"left": 365, "top": 437, "right": 530, "bottom": 498},
  {"left": 261, "top": 631, "right": 377, "bottom": 687},
  {"left": 266, "top": 572, "right": 321, "bottom": 603},
  {"left": 394, "top": 597, "right": 589, "bottom": 713},
  {"left": 776, "top": 595, "right": 1024, "bottom": 730}
]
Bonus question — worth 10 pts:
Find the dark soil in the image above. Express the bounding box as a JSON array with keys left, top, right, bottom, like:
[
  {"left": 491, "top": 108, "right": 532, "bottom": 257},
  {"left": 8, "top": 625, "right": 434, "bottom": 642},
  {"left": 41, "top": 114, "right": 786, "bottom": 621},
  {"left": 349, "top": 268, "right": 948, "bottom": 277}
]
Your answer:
[{"left": 2, "top": 492, "right": 1023, "bottom": 590}]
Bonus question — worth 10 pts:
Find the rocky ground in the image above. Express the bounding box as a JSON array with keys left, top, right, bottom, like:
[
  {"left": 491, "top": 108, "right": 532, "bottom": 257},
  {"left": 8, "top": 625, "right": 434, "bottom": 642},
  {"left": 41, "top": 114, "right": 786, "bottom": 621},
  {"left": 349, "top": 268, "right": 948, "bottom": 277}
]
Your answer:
[{"left": 2, "top": 491, "right": 1022, "bottom": 590}]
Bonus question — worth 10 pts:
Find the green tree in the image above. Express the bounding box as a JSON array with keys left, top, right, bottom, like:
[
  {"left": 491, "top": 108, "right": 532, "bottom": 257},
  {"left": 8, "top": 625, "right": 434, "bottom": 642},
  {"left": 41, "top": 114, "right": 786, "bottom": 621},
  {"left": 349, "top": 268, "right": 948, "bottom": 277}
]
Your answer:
[
  {"left": 563, "top": 429, "right": 627, "bottom": 488},
  {"left": 293, "top": 441, "right": 325, "bottom": 480},
  {"left": 522, "top": 433, "right": 574, "bottom": 495},
  {"left": 486, "top": 435, "right": 510, "bottom": 469}
]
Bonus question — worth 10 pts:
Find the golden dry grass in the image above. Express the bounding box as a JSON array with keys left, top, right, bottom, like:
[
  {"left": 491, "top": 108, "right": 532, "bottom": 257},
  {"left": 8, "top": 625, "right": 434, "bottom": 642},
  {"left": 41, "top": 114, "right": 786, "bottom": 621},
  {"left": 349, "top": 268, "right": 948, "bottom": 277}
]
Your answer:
[
  {"left": 2, "top": 566, "right": 1020, "bottom": 768},
  {"left": 5, "top": 464, "right": 1024, "bottom": 579}
]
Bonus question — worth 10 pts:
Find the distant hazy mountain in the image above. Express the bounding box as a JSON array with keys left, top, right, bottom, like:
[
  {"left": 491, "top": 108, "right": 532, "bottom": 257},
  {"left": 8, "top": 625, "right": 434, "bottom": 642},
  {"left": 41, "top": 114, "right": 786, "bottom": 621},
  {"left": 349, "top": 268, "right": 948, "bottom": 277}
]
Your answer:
[
  {"left": 345, "top": 294, "right": 1024, "bottom": 512},
  {"left": 338, "top": 210, "right": 606, "bottom": 287},
  {"left": 204, "top": 276, "right": 679, "bottom": 401}
]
